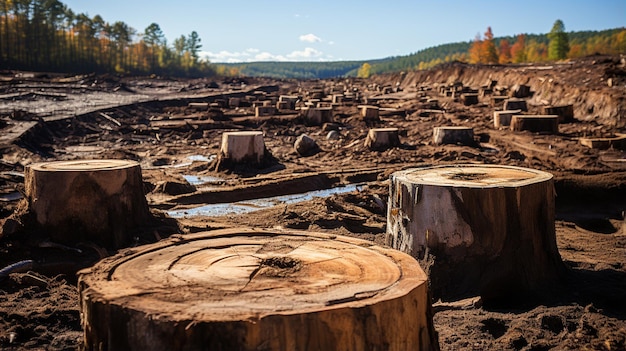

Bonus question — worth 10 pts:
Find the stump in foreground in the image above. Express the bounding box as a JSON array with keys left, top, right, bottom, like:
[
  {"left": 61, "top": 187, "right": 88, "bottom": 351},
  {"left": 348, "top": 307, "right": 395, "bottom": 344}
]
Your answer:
[
  {"left": 79, "top": 228, "right": 439, "bottom": 351},
  {"left": 364, "top": 127, "right": 400, "bottom": 150},
  {"left": 25, "top": 159, "right": 151, "bottom": 249},
  {"left": 386, "top": 165, "right": 565, "bottom": 303}
]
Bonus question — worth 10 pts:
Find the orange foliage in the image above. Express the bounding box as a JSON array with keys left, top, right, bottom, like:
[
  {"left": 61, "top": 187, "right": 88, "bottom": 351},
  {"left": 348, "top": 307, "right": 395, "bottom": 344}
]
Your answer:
[
  {"left": 499, "top": 39, "right": 512, "bottom": 63},
  {"left": 510, "top": 34, "right": 526, "bottom": 63}
]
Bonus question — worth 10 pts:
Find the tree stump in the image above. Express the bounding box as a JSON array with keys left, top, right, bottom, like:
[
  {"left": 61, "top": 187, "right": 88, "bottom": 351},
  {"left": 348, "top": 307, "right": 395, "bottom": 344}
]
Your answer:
[
  {"left": 493, "top": 109, "right": 522, "bottom": 128},
  {"left": 216, "top": 131, "right": 270, "bottom": 170},
  {"left": 510, "top": 115, "right": 559, "bottom": 134},
  {"left": 432, "top": 126, "right": 475, "bottom": 146},
  {"left": 79, "top": 228, "right": 439, "bottom": 351},
  {"left": 386, "top": 165, "right": 565, "bottom": 303},
  {"left": 359, "top": 105, "right": 380, "bottom": 121},
  {"left": 301, "top": 107, "right": 333, "bottom": 126},
  {"left": 255, "top": 106, "right": 277, "bottom": 117},
  {"left": 364, "top": 128, "right": 400, "bottom": 150},
  {"left": 542, "top": 104, "right": 574, "bottom": 123},
  {"left": 579, "top": 134, "right": 626, "bottom": 150},
  {"left": 25, "top": 159, "right": 151, "bottom": 249},
  {"left": 461, "top": 93, "right": 479, "bottom": 106},
  {"left": 503, "top": 98, "right": 528, "bottom": 112}
]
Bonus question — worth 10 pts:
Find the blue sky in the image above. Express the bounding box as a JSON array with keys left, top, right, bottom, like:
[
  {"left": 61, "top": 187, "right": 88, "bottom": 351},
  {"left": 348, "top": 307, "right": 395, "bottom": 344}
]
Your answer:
[{"left": 61, "top": 1, "right": 625, "bottom": 63}]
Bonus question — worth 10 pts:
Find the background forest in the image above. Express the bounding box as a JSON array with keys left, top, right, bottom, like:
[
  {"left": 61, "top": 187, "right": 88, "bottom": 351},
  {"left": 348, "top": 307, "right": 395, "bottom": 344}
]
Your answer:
[{"left": 1, "top": 1, "right": 624, "bottom": 79}]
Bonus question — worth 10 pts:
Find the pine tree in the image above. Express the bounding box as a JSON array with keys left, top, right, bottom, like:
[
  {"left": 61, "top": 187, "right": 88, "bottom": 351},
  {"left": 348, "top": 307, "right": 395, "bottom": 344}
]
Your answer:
[{"left": 548, "top": 19, "right": 569, "bottom": 60}]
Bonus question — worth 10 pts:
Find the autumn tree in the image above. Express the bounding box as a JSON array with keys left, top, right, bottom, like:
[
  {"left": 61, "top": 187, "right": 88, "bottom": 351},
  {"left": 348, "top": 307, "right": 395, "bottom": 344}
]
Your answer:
[
  {"left": 498, "top": 39, "right": 511, "bottom": 63},
  {"left": 357, "top": 62, "right": 371, "bottom": 78},
  {"left": 481, "top": 27, "right": 499, "bottom": 63},
  {"left": 468, "top": 33, "right": 482, "bottom": 64},
  {"left": 548, "top": 19, "right": 569, "bottom": 60},
  {"left": 510, "top": 34, "right": 527, "bottom": 63}
]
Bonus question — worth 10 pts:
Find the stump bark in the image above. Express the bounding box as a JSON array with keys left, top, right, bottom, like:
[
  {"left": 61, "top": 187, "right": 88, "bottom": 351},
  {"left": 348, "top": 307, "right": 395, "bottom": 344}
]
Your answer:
[
  {"left": 302, "top": 107, "right": 333, "bottom": 126},
  {"left": 79, "top": 228, "right": 439, "bottom": 351},
  {"left": 364, "top": 127, "right": 400, "bottom": 150},
  {"left": 25, "top": 159, "right": 151, "bottom": 249},
  {"left": 432, "top": 126, "right": 475, "bottom": 146},
  {"left": 386, "top": 165, "right": 565, "bottom": 303},
  {"left": 217, "top": 131, "right": 267, "bottom": 168},
  {"left": 359, "top": 105, "right": 380, "bottom": 121},
  {"left": 510, "top": 115, "right": 559, "bottom": 134},
  {"left": 493, "top": 109, "right": 522, "bottom": 128},
  {"left": 542, "top": 104, "right": 574, "bottom": 123},
  {"left": 503, "top": 98, "right": 528, "bottom": 112}
]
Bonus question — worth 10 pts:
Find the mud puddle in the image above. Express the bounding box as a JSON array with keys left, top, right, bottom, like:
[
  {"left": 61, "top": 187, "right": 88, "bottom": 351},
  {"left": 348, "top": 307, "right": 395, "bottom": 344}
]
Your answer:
[{"left": 168, "top": 183, "right": 365, "bottom": 217}]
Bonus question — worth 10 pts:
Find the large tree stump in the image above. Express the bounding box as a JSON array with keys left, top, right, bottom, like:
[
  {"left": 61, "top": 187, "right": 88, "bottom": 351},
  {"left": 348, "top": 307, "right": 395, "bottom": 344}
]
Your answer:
[
  {"left": 25, "top": 159, "right": 151, "bottom": 249},
  {"left": 503, "top": 98, "right": 528, "bottom": 112},
  {"left": 510, "top": 115, "right": 559, "bottom": 133},
  {"left": 79, "top": 228, "right": 439, "bottom": 351},
  {"left": 364, "top": 127, "right": 400, "bottom": 150},
  {"left": 386, "top": 165, "right": 565, "bottom": 303},
  {"left": 432, "top": 126, "right": 475, "bottom": 146}
]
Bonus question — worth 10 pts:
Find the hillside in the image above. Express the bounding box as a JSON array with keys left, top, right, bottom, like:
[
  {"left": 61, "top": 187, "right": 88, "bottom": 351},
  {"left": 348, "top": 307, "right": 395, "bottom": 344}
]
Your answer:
[{"left": 221, "top": 27, "right": 625, "bottom": 78}]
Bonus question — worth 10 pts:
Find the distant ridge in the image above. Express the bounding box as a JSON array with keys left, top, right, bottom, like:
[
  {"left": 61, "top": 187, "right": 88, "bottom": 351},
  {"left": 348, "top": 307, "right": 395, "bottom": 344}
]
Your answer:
[{"left": 220, "top": 27, "right": 624, "bottom": 79}]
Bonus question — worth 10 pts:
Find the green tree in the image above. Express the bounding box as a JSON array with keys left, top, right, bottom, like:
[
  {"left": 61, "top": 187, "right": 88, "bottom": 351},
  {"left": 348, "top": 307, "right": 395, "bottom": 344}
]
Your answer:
[{"left": 548, "top": 19, "right": 569, "bottom": 60}]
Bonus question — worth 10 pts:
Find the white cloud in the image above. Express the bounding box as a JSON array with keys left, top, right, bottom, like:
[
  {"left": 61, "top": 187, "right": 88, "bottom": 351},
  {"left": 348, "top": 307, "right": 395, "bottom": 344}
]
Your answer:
[
  {"left": 203, "top": 47, "right": 333, "bottom": 63},
  {"left": 299, "top": 33, "right": 322, "bottom": 43},
  {"left": 287, "top": 47, "right": 323, "bottom": 60}
]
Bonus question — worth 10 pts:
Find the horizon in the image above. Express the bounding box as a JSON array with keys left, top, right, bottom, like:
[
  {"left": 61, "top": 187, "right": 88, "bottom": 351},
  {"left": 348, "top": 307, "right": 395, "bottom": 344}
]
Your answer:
[{"left": 60, "top": 0, "right": 625, "bottom": 63}]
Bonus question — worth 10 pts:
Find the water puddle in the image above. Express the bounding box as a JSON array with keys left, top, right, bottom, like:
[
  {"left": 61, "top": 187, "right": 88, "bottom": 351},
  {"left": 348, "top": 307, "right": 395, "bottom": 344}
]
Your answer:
[
  {"left": 168, "top": 183, "right": 364, "bottom": 218},
  {"left": 182, "top": 175, "right": 226, "bottom": 186},
  {"left": 0, "top": 192, "right": 23, "bottom": 202}
]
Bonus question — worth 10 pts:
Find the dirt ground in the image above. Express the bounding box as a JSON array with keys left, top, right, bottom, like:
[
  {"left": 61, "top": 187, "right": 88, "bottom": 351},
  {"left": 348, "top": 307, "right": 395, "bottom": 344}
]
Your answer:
[{"left": 0, "top": 55, "right": 625, "bottom": 350}]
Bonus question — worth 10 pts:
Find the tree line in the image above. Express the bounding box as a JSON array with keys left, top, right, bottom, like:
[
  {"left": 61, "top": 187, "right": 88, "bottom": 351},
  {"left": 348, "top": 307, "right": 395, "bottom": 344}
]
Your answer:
[{"left": 0, "top": 0, "right": 215, "bottom": 76}]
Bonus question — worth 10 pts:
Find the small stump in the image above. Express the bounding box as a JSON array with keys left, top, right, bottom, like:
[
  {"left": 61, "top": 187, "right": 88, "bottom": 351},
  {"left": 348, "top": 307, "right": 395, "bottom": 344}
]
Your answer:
[
  {"left": 493, "top": 109, "right": 522, "bottom": 128},
  {"left": 360, "top": 105, "right": 380, "bottom": 121},
  {"left": 579, "top": 134, "right": 626, "bottom": 150},
  {"left": 25, "top": 159, "right": 150, "bottom": 249},
  {"left": 216, "top": 131, "right": 268, "bottom": 169},
  {"left": 386, "top": 165, "right": 565, "bottom": 303},
  {"left": 365, "top": 127, "right": 400, "bottom": 150},
  {"left": 542, "top": 104, "right": 574, "bottom": 123},
  {"left": 302, "top": 107, "right": 333, "bottom": 126},
  {"left": 503, "top": 98, "right": 528, "bottom": 112},
  {"left": 433, "top": 126, "right": 475, "bottom": 146},
  {"left": 510, "top": 115, "right": 559, "bottom": 134},
  {"left": 255, "top": 106, "right": 277, "bottom": 117},
  {"left": 461, "top": 93, "right": 479, "bottom": 106},
  {"left": 79, "top": 228, "right": 439, "bottom": 351}
]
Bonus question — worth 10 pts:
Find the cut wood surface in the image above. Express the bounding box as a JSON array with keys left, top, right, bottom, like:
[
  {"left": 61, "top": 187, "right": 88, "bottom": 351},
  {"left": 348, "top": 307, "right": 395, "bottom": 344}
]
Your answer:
[
  {"left": 386, "top": 164, "right": 565, "bottom": 303},
  {"left": 79, "top": 228, "right": 439, "bottom": 351},
  {"left": 25, "top": 159, "right": 150, "bottom": 249}
]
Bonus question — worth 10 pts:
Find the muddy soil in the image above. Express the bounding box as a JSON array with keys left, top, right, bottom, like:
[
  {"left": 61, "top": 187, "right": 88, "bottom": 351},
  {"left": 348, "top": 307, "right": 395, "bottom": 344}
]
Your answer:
[{"left": 0, "top": 56, "right": 625, "bottom": 350}]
